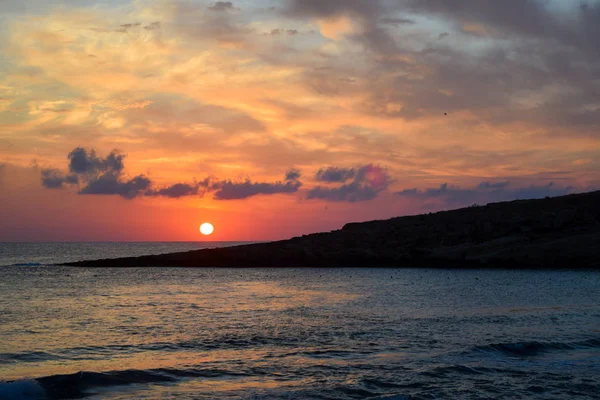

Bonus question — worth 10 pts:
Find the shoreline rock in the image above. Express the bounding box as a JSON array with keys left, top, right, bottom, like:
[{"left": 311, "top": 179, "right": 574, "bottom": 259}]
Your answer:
[{"left": 63, "top": 191, "right": 600, "bottom": 269}]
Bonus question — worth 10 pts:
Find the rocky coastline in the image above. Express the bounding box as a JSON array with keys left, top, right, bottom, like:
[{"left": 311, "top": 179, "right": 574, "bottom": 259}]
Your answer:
[{"left": 63, "top": 191, "right": 600, "bottom": 269}]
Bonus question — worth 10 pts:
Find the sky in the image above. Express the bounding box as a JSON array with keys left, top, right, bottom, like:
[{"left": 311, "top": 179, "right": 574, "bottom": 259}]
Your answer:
[{"left": 0, "top": 0, "right": 599, "bottom": 241}]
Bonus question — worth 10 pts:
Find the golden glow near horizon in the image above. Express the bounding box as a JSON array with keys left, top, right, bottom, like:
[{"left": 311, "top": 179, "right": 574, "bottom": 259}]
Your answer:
[
  {"left": 0, "top": 0, "right": 598, "bottom": 241},
  {"left": 200, "top": 223, "right": 214, "bottom": 236}
]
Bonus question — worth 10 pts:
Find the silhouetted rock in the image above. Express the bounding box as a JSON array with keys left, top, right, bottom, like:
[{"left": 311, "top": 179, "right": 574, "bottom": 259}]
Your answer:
[{"left": 64, "top": 191, "right": 600, "bottom": 269}]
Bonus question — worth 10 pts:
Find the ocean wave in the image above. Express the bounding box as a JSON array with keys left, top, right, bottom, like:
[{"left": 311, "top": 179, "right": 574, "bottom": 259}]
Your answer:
[
  {"left": 0, "top": 380, "right": 45, "bottom": 400},
  {"left": 470, "top": 338, "right": 600, "bottom": 357},
  {"left": 0, "top": 335, "right": 307, "bottom": 364},
  {"left": 300, "top": 348, "right": 376, "bottom": 359},
  {"left": 421, "top": 364, "right": 528, "bottom": 378},
  {"left": 4, "top": 367, "right": 248, "bottom": 399},
  {"left": 0, "top": 350, "right": 65, "bottom": 364}
]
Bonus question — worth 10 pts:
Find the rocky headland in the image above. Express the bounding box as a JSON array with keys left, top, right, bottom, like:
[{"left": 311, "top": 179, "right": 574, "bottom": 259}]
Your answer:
[{"left": 64, "top": 190, "right": 600, "bottom": 269}]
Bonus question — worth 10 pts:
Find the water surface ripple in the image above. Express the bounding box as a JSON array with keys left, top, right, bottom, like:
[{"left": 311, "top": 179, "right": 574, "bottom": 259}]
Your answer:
[{"left": 1, "top": 264, "right": 599, "bottom": 399}]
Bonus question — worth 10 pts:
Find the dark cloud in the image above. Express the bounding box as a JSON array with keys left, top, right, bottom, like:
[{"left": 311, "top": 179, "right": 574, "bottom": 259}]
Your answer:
[
  {"left": 396, "top": 181, "right": 576, "bottom": 209},
  {"left": 68, "top": 147, "right": 124, "bottom": 175},
  {"left": 283, "top": 0, "right": 399, "bottom": 54},
  {"left": 120, "top": 23, "right": 140, "bottom": 29},
  {"left": 144, "top": 21, "right": 161, "bottom": 30},
  {"left": 40, "top": 148, "right": 305, "bottom": 201},
  {"left": 41, "top": 168, "right": 78, "bottom": 189},
  {"left": 208, "top": 1, "right": 235, "bottom": 12},
  {"left": 147, "top": 183, "right": 200, "bottom": 198},
  {"left": 284, "top": 0, "right": 382, "bottom": 19},
  {"left": 40, "top": 148, "right": 205, "bottom": 200},
  {"left": 116, "top": 23, "right": 141, "bottom": 33},
  {"left": 264, "top": 28, "right": 301, "bottom": 36},
  {"left": 307, "top": 181, "right": 379, "bottom": 203},
  {"left": 284, "top": 0, "right": 600, "bottom": 134},
  {"left": 388, "top": 1, "right": 600, "bottom": 128},
  {"left": 477, "top": 181, "right": 509, "bottom": 190},
  {"left": 175, "top": 1, "right": 250, "bottom": 44},
  {"left": 406, "top": 0, "right": 600, "bottom": 56},
  {"left": 79, "top": 173, "right": 152, "bottom": 200},
  {"left": 379, "top": 17, "right": 414, "bottom": 26},
  {"left": 363, "top": 42, "right": 600, "bottom": 133},
  {"left": 285, "top": 169, "right": 301, "bottom": 181},
  {"left": 213, "top": 172, "right": 302, "bottom": 200},
  {"left": 146, "top": 179, "right": 210, "bottom": 199},
  {"left": 307, "top": 164, "right": 389, "bottom": 202},
  {"left": 316, "top": 167, "right": 356, "bottom": 183},
  {"left": 284, "top": 0, "right": 400, "bottom": 53},
  {"left": 65, "top": 147, "right": 149, "bottom": 199}
]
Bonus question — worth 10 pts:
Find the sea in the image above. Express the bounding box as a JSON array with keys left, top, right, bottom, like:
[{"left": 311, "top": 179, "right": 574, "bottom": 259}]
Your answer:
[{"left": 0, "top": 242, "right": 599, "bottom": 400}]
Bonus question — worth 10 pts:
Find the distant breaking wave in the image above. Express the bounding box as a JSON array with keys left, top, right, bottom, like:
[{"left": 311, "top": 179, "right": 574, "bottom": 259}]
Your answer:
[
  {"left": 0, "top": 335, "right": 311, "bottom": 365},
  {"left": 1, "top": 368, "right": 249, "bottom": 399},
  {"left": 1, "top": 368, "right": 413, "bottom": 400},
  {"left": 1, "top": 371, "right": 412, "bottom": 400},
  {"left": 3, "top": 337, "right": 599, "bottom": 399},
  {"left": 2, "top": 367, "right": 409, "bottom": 400},
  {"left": 468, "top": 337, "right": 600, "bottom": 357}
]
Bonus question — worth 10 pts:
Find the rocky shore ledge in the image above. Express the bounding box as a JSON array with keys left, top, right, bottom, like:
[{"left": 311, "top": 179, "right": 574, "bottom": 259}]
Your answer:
[{"left": 64, "top": 191, "right": 600, "bottom": 269}]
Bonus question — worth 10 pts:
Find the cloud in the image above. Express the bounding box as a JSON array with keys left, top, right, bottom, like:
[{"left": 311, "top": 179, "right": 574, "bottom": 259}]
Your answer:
[
  {"left": 143, "top": 21, "right": 161, "bottom": 30},
  {"left": 68, "top": 147, "right": 150, "bottom": 199},
  {"left": 284, "top": 0, "right": 382, "bottom": 19},
  {"left": 396, "top": 181, "right": 577, "bottom": 209},
  {"left": 145, "top": 179, "right": 210, "bottom": 199},
  {"left": 307, "top": 182, "right": 379, "bottom": 203},
  {"left": 379, "top": 17, "right": 414, "bottom": 26},
  {"left": 175, "top": 0, "right": 251, "bottom": 44},
  {"left": 212, "top": 171, "right": 302, "bottom": 200},
  {"left": 283, "top": 0, "right": 398, "bottom": 52},
  {"left": 148, "top": 183, "right": 200, "bottom": 198},
  {"left": 41, "top": 148, "right": 305, "bottom": 201},
  {"left": 315, "top": 166, "right": 357, "bottom": 183},
  {"left": 67, "top": 147, "right": 124, "bottom": 175},
  {"left": 7, "top": 0, "right": 600, "bottom": 224},
  {"left": 282, "top": 0, "right": 600, "bottom": 134},
  {"left": 79, "top": 173, "right": 152, "bottom": 199},
  {"left": 266, "top": 28, "right": 300, "bottom": 37},
  {"left": 41, "top": 168, "right": 78, "bottom": 189},
  {"left": 285, "top": 169, "right": 301, "bottom": 181},
  {"left": 307, "top": 164, "right": 390, "bottom": 202},
  {"left": 405, "top": 0, "right": 600, "bottom": 54},
  {"left": 476, "top": 181, "right": 510, "bottom": 190},
  {"left": 381, "top": 1, "right": 600, "bottom": 128},
  {"left": 208, "top": 2, "right": 235, "bottom": 12},
  {"left": 40, "top": 148, "right": 205, "bottom": 200},
  {"left": 120, "top": 23, "right": 140, "bottom": 28}
]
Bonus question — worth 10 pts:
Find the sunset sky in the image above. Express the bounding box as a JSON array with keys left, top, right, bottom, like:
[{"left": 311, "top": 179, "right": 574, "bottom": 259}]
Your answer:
[{"left": 0, "top": 0, "right": 599, "bottom": 241}]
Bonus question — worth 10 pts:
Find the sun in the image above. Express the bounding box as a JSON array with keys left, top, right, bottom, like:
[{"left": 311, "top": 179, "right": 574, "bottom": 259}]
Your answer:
[{"left": 200, "top": 222, "right": 214, "bottom": 236}]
